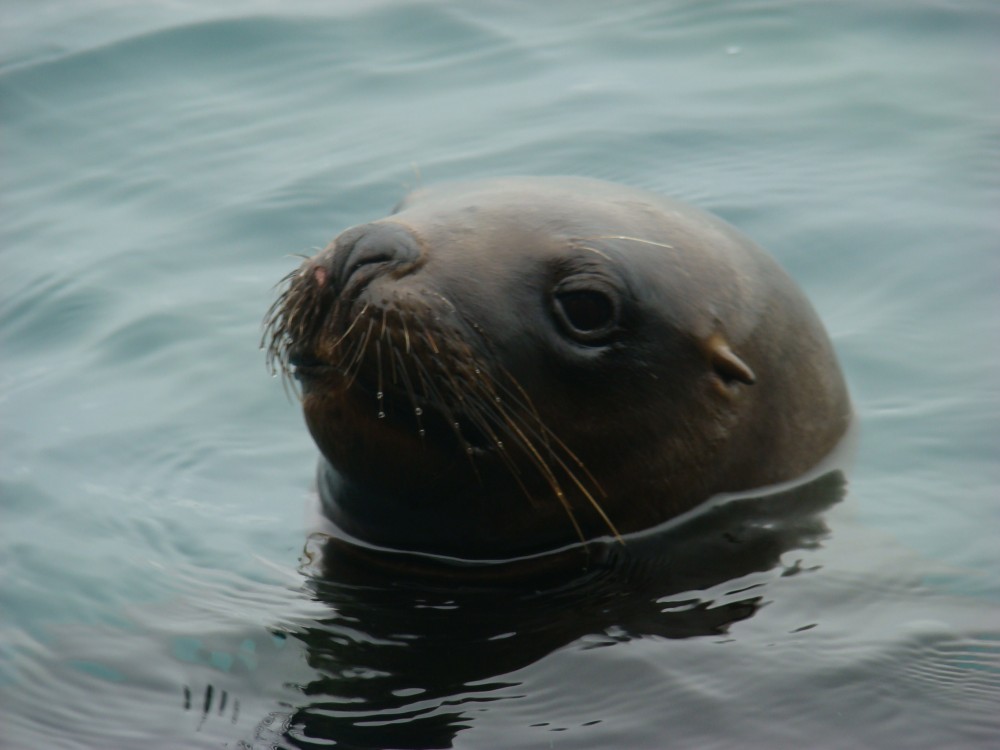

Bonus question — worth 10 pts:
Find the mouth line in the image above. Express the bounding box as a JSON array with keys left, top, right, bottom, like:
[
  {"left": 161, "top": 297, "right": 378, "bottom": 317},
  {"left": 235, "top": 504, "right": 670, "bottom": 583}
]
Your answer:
[{"left": 288, "top": 350, "right": 339, "bottom": 381}]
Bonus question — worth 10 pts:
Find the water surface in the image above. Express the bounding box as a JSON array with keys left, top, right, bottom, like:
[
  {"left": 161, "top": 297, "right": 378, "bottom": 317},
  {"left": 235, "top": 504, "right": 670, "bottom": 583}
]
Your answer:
[{"left": 2, "top": 1, "right": 998, "bottom": 748}]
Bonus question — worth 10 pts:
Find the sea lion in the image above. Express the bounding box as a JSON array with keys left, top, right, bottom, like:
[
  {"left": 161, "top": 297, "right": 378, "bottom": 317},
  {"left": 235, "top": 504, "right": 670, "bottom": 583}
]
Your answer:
[{"left": 264, "top": 177, "right": 851, "bottom": 560}]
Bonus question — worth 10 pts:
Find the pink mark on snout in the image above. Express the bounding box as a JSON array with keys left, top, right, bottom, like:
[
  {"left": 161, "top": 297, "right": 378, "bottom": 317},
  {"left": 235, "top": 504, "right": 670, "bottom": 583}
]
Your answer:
[{"left": 313, "top": 265, "right": 328, "bottom": 287}]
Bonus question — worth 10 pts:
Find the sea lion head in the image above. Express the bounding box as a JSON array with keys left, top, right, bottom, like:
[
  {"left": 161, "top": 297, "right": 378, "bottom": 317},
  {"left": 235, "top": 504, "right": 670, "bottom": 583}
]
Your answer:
[{"left": 265, "top": 178, "right": 849, "bottom": 559}]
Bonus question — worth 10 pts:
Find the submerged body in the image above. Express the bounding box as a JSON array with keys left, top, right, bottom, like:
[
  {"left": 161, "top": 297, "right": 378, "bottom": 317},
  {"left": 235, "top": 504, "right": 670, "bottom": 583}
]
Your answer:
[{"left": 266, "top": 177, "right": 850, "bottom": 559}]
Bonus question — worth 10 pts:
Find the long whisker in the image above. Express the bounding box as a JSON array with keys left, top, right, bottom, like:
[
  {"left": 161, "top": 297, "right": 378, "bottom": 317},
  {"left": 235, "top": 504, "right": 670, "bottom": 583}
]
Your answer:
[
  {"left": 407, "top": 330, "right": 472, "bottom": 446},
  {"left": 460, "top": 390, "right": 562, "bottom": 508},
  {"left": 391, "top": 346, "right": 424, "bottom": 435},
  {"left": 485, "top": 367, "right": 620, "bottom": 540},
  {"left": 492, "top": 371, "right": 607, "bottom": 497},
  {"left": 330, "top": 302, "right": 371, "bottom": 350},
  {"left": 342, "top": 317, "right": 375, "bottom": 387},
  {"left": 375, "top": 339, "right": 385, "bottom": 418},
  {"left": 577, "top": 234, "right": 674, "bottom": 250},
  {"left": 447, "top": 326, "right": 620, "bottom": 542},
  {"left": 491, "top": 389, "right": 620, "bottom": 541}
]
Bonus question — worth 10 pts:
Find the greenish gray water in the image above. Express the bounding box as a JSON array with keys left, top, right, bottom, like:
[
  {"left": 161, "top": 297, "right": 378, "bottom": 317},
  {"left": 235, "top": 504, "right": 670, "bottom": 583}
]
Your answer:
[{"left": 2, "top": 1, "right": 998, "bottom": 748}]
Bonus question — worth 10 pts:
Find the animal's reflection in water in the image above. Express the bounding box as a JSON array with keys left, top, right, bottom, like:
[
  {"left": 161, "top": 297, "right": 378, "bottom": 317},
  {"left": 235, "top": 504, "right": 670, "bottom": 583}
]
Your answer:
[{"left": 252, "top": 471, "right": 844, "bottom": 750}]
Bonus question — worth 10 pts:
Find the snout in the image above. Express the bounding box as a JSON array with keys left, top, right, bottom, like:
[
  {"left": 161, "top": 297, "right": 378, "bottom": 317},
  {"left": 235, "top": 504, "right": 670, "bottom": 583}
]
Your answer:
[{"left": 306, "top": 221, "right": 425, "bottom": 301}]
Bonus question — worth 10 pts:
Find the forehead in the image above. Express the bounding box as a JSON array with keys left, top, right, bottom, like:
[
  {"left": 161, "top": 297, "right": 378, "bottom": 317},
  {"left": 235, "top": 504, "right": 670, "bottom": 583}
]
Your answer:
[
  {"left": 394, "top": 179, "right": 670, "bottom": 255},
  {"left": 384, "top": 178, "right": 757, "bottom": 337}
]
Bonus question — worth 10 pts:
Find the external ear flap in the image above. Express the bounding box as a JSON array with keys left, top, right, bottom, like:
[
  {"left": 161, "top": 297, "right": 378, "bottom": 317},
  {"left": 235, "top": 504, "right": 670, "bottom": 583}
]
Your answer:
[{"left": 705, "top": 333, "right": 756, "bottom": 385}]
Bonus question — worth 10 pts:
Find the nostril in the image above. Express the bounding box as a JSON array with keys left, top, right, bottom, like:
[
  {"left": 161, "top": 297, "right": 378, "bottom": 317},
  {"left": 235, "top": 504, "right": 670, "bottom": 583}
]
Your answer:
[
  {"left": 339, "top": 222, "right": 421, "bottom": 289},
  {"left": 345, "top": 245, "right": 395, "bottom": 282}
]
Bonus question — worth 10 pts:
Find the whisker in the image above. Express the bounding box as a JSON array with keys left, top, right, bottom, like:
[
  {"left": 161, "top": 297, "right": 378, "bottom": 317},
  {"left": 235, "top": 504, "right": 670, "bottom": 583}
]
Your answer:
[
  {"left": 487, "top": 369, "right": 620, "bottom": 541},
  {"left": 391, "top": 347, "right": 424, "bottom": 436},
  {"left": 375, "top": 339, "right": 385, "bottom": 417},
  {"left": 401, "top": 315, "right": 412, "bottom": 354},
  {"left": 457, "top": 390, "right": 544, "bottom": 502},
  {"left": 577, "top": 234, "right": 674, "bottom": 250},
  {"left": 330, "top": 302, "right": 371, "bottom": 350},
  {"left": 493, "top": 373, "right": 606, "bottom": 496},
  {"left": 342, "top": 317, "right": 375, "bottom": 387}
]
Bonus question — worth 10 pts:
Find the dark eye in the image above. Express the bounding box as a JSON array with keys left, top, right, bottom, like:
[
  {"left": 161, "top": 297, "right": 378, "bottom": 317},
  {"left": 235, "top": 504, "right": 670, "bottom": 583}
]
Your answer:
[
  {"left": 556, "top": 290, "right": 613, "bottom": 331},
  {"left": 553, "top": 287, "right": 619, "bottom": 344}
]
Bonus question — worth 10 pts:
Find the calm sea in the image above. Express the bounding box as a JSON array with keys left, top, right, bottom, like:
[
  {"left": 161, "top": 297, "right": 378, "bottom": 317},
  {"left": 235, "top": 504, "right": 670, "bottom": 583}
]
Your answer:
[{"left": 2, "top": 1, "right": 998, "bottom": 748}]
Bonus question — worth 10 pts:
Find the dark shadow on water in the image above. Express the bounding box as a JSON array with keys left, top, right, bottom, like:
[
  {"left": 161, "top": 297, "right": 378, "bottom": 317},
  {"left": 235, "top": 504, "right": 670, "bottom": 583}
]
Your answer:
[{"left": 264, "top": 470, "right": 845, "bottom": 750}]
